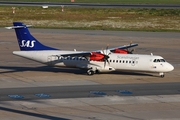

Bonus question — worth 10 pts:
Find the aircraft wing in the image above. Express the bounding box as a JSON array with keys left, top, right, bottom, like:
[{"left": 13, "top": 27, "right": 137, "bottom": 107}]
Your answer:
[
  {"left": 55, "top": 43, "right": 138, "bottom": 57},
  {"left": 56, "top": 43, "right": 138, "bottom": 57},
  {"left": 108, "top": 43, "right": 138, "bottom": 52},
  {"left": 56, "top": 52, "right": 92, "bottom": 57}
]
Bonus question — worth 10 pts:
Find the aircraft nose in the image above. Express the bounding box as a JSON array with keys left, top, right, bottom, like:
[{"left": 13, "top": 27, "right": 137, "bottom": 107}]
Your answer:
[{"left": 167, "top": 63, "right": 174, "bottom": 71}]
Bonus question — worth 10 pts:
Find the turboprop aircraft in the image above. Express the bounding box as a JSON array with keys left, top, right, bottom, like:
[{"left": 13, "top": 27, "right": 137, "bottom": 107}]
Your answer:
[{"left": 6, "top": 22, "right": 174, "bottom": 77}]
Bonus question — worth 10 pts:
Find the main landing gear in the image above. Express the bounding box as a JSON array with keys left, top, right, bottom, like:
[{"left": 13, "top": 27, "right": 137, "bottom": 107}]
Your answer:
[
  {"left": 87, "top": 69, "right": 95, "bottom": 75},
  {"left": 159, "top": 72, "right": 165, "bottom": 78},
  {"left": 87, "top": 69, "right": 99, "bottom": 75}
]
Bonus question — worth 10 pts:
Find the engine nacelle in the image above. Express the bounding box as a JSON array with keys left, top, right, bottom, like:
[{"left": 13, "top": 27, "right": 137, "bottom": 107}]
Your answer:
[
  {"left": 90, "top": 52, "right": 105, "bottom": 61},
  {"left": 114, "top": 49, "right": 128, "bottom": 54}
]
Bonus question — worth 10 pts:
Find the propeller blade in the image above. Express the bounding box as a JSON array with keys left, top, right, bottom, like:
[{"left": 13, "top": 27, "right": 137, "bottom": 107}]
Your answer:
[
  {"left": 102, "top": 48, "right": 104, "bottom": 54},
  {"left": 106, "top": 44, "right": 109, "bottom": 55},
  {"left": 104, "top": 60, "right": 106, "bottom": 68},
  {"left": 103, "top": 55, "right": 110, "bottom": 68},
  {"left": 107, "top": 59, "right": 110, "bottom": 66},
  {"left": 127, "top": 41, "right": 134, "bottom": 54},
  {"left": 130, "top": 41, "right": 132, "bottom": 45}
]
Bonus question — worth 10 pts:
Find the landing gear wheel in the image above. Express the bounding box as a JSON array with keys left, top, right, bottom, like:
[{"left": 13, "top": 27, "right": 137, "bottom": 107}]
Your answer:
[
  {"left": 87, "top": 70, "right": 94, "bottom": 76},
  {"left": 161, "top": 75, "right": 165, "bottom": 78},
  {"left": 159, "top": 73, "right": 165, "bottom": 78}
]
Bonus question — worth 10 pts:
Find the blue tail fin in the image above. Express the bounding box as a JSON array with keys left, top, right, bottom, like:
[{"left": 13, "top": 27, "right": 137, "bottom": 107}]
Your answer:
[{"left": 12, "top": 22, "right": 58, "bottom": 51}]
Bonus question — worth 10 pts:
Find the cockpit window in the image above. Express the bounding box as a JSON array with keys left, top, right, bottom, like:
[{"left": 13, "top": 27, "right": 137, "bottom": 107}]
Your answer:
[
  {"left": 160, "top": 59, "right": 166, "bottom": 62},
  {"left": 153, "top": 59, "right": 166, "bottom": 62}
]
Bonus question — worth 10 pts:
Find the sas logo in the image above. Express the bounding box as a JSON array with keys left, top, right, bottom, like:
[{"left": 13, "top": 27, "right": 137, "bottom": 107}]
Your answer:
[{"left": 20, "top": 40, "right": 36, "bottom": 48}]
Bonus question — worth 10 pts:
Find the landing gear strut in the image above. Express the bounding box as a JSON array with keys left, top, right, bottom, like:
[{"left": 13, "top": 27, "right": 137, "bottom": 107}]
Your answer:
[{"left": 159, "top": 72, "right": 165, "bottom": 78}]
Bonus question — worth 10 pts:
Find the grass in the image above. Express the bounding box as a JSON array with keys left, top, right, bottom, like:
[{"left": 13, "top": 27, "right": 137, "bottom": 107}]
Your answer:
[
  {"left": 1, "top": 0, "right": 180, "bottom": 4},
  {"left": 0, "top": 6, "right": 180, "bottom": 32}
]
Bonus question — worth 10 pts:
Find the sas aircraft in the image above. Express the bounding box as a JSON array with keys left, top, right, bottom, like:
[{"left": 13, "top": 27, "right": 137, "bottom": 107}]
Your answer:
[{"left": 6, "top": 22, "right": 174, "bottom": 77}]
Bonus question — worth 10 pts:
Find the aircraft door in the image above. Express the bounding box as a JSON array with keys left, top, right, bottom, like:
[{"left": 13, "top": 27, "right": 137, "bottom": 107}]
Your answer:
[{"left": 47, "top": 55, "right": 59, "bottom": 65}]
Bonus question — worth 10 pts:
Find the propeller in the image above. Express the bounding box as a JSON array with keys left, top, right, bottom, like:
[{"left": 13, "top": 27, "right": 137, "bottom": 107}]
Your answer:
[
  {"left": 102, "top": 44, "right": 111, "bottom": 68},
  {"left": 129, "top": 49, "right": 135, "bottom": 54},
  {"left": 127, "top": 41, "right": 135, "bottom": 54}
]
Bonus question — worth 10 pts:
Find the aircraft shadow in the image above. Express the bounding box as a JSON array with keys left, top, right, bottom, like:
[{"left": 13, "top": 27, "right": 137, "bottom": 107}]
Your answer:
[
  {"left": 0, "top": 66, "right": 85, "bottom": 74},
  {"left": 0, "top": 106, "right": 69, "bottom": 120},
  {"left": 0, "top": 66, "right": 155, "bottom": 77}
]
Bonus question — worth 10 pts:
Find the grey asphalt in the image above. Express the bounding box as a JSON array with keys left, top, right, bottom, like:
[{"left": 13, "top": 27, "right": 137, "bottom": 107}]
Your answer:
[
  {"left": 0, "top": 82, "right": 180, "bottom": 101},
  {"left": 0, "top": 1, "right": 180, "bottom": 8}
]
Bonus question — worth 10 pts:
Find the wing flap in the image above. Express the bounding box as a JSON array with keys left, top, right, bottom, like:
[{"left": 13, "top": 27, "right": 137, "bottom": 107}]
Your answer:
[{"left": 57, "top": 52, "right": 91, "bottom": 57}]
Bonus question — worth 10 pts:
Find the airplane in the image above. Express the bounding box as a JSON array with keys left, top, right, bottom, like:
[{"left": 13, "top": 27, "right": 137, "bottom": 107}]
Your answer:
[{"left": 6, "top": 22, "right": 174, "bottom": 77}]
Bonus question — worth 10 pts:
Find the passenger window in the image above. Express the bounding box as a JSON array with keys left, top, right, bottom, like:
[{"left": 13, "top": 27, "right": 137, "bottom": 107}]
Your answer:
[
  {"left": 116, "top": 60, "right": 118, "bottom": 63},
  {"left": 119, "top": 60, "right": 121, "bottom": 63},
  {"left": 110, "top": 60, "right": 112, "bottom": 62},
  {"left": 129, "top": 61, "right": 131, "bottom": 63},
  {"left": 113, "top": 60, "right": 115, "bottom": 62},
  {"left": 123, "top": 60, "right": 125, "bottom": 63}
]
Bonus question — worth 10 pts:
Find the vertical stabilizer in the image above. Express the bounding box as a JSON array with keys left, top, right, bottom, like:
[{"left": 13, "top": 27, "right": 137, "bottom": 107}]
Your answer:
[{"left": 12, "top": 22, "right": 58, "bottom": 51}]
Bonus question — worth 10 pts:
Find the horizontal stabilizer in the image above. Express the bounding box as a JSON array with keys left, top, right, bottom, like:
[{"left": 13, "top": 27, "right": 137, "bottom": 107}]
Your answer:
[{"left": 5, "top": 25, "right": 32, "bottom": 29}]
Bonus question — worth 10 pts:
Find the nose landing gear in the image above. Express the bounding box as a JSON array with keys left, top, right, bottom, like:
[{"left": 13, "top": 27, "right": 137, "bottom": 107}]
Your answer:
[{"left": 159, "top": 72, "right": 165, "bottom": 78}]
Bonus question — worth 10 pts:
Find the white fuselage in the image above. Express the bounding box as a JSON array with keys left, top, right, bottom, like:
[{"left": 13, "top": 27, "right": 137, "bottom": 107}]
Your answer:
[{"left": 13, "top": 50, "right": 174, "bottom": 74}]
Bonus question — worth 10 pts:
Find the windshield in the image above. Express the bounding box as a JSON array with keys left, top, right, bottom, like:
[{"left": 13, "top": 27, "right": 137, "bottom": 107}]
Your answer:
[{"left": 153, "top": 59, "right": 166, "bottom": 62}]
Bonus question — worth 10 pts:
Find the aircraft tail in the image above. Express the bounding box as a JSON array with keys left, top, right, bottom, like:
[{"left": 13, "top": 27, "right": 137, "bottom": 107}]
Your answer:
[{"left": 7, "top": 22, "right": 58, "bottom": 51}]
